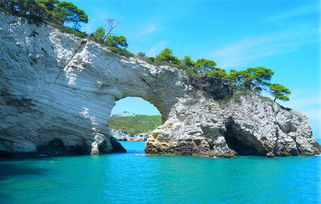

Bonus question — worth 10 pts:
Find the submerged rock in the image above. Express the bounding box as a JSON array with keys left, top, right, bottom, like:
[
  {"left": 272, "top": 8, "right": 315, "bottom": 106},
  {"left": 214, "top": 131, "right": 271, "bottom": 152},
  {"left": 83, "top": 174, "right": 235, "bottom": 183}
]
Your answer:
[{"left": 0, "top": 12, "right": 320, "bottom": 157}]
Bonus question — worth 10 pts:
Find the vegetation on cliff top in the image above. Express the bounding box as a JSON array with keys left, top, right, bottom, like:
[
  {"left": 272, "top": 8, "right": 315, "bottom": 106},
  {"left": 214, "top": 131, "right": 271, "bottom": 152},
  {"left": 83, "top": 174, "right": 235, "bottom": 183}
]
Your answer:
[
  {"left": 0, "top": 0, "right": 291, "bottom": 102},
  {"left": 109, "top": 115, "right": 162, "bottom": 135}
]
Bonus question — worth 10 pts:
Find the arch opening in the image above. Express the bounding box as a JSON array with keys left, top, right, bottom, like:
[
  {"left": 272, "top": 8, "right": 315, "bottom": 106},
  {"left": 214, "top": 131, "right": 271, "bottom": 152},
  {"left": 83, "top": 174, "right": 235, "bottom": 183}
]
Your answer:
[
  {"left": 223, "top": 119, "right": 266, "bottom": 156},
  {"left": 108, "top": 97, "right": 163, "bottom": 152}
]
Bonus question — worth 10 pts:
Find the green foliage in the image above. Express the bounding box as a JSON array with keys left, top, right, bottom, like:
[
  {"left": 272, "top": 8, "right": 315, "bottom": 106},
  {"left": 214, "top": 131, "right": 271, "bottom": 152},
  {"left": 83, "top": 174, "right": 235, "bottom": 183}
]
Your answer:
[
  {"left": 145, "top": 57, "right": 156, "bottom": 63},
  {"left": 0, "top": 0, "right": 88, "bottom": 30},
  {"left": 227, "top": 67, "right": 274, "bottom": 93},
  {"left": 269, "top": 83, "right": 291, "bottom": 101},
  {"left": 90, "top": 26, "right": 105, "bottom": 43},
  {"left": 207, "top": 68, "right": 227, "bottom": 79},
  {"left": 51, "top": 23, "right": 87, "bottom": 38},
  {"left": 49, "top": 5, "right": 64, "bottom": 22},
  {"left": 37, "top": 0, "right": 59, "bottom": 11},
  {"left": 156, "top": 48, "right": 181, "bottom": 65},
  {"left": 109, "top": 47, "right": 135, "bottom": 58},
  {"left": 178, "top": 56, "right": 226, "bottom": 79},
  {"left": 105, "top": 35, "right": 128, "bottom": 49},
  {"left": 181, "top": 56, "right": 196, "bottom": 68},
  {"left": 109, "top": 115, "right": 162, "bottom": 135},
  {"left": 37, "top": 0, "right": 60, "bottom": 22},
  {"left": 194, "top": 58, "right": 217, "bottom": 73},
  {"left": 1, "top": 0, "right": 47, "bottom": 23},
  {"left": 56, "top": 1, "right": 88, "bottom": 30}
]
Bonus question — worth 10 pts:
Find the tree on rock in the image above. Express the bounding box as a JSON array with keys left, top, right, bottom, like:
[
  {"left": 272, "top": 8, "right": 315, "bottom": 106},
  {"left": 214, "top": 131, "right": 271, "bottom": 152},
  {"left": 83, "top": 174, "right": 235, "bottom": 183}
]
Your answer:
[
  {"left": 56, "top": 1, "right": 88, "bottom": 30},
  {"left": 243, "top": 67, "right": 274, "bottom": 93},
  {"left": 37, "top": 0, "right": 59, "bottom": 12},
  {"left": 207, "top": 68, "right": 227, "bottom": 79},
  {"left": 194, "top": 58, "right": 217, "bottom": 74},
  {"left": 181, "top": 56, "right": 196, "bottom": 68},
  {"left": 1, "top": 0, "right": 47, "bottom": 22},
  {"left": 92, "top": 26, "right": 106, "bottom": 43},
  {"left": 156, "top": 48, "right": 181, "bottom": 65},
  {"left": 228, "top": 67, "right": 274, "bottom": 93},
  {"left": 105, "top": 35, "right": 128, "bottom": 49},
  {"left": 37, "top": 0, "right": 61, "bottom": 22},
  {"left": 269, "top": 83, "right": 291, "bottom": 101}
]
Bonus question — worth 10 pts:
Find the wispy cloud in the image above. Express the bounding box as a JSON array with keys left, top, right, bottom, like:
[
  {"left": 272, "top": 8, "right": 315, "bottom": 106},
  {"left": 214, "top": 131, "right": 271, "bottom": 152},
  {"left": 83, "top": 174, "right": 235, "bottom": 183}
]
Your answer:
[
  {"left": 211, "top": 26, "right": 319, "bottom": 68},
  {"left": 210, "top": 3, "right": 320, "bottom": 68},
  {"left": 266, "top": 4, "right": 318, "bottom": 23},
  {"left": 140, "top": 24, "right": 157, "bottom": 36},
  {"left": 146, "top": 40, "right": 169, "bottom": 57}
]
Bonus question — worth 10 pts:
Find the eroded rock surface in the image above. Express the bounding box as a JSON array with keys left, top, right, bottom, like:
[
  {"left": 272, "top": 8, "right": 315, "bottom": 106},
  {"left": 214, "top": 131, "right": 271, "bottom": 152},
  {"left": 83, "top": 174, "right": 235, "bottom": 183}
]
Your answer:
[
  {"left": 0, "top": 13, "right": 320, "bottom": 157},
  {"left": 0, "top": 13, "right": 188, "bottom": 156},
  {"left": 146, "top": 92, "right": 320, "bottom": 157}
]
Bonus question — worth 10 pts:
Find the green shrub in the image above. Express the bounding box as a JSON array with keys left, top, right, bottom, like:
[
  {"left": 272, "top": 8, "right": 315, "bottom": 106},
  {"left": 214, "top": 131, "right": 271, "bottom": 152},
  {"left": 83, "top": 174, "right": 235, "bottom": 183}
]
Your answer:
[
  {"left": 108, "top": 47, "right": 135, "bottom": 58},
  {"left": 50, "top": 23, "right": 87, "bottom": 38}
]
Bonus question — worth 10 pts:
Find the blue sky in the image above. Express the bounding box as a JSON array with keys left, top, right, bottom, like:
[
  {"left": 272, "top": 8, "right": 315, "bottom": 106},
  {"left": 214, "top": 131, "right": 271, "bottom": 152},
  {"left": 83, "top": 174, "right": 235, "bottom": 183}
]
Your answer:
[{"left": 70, "top": 0, "right": 320, "bottom": 138}]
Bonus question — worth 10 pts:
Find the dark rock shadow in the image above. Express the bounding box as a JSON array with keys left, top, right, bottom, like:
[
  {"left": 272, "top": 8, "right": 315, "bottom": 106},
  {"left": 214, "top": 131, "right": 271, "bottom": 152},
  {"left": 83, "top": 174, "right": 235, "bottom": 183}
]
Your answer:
[{"left": 224, "top": 118, "right": 267, "bottom": 156}]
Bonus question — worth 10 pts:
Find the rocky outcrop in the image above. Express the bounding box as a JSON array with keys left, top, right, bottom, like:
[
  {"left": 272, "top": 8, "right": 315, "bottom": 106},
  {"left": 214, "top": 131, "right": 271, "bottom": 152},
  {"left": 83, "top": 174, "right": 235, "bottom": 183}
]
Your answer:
[
  {"left": 111, "top": 129, "right": 150, "bottom": 141},
  {"left": 146, "top": 92, "right": 321, "bottom": 157},
  {"left": 0, "top": 13, "right": 320, "bottom": 157}
]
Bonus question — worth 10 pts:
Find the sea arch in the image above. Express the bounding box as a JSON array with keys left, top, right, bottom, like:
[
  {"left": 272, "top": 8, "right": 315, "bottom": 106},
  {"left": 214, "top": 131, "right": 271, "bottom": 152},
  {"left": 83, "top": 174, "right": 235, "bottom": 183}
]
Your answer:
[
  {"left": 1, "top": 15, "right": 319, "bottom": 157},
  {"left": 53, "top": 37, "right": 191, "bottom": 155}
]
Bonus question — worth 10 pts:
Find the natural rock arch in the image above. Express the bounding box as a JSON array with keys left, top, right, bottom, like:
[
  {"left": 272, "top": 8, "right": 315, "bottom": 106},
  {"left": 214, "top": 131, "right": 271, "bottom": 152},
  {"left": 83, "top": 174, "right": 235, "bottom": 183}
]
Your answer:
[
  {"left": 108, "top": 96, "right": 162, "bottom": 142},
  {"left": 0, "top": 12, "right": 190, "bottom": 156},
  {"left": 0, "top": 13, "right": 320, "bottom": 157}
]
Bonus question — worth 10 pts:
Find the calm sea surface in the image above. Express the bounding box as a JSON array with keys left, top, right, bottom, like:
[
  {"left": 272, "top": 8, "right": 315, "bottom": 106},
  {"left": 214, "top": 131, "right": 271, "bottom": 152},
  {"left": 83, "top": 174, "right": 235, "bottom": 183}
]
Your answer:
[{"left": 0, "top": 141, "right": 320, "bottom": 204}]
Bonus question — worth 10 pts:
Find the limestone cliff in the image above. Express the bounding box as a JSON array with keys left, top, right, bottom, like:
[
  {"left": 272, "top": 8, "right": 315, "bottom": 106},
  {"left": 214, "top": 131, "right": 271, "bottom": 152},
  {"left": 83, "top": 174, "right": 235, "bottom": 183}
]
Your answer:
[
  {"left": 0, "top": 13, "right": 320, "bottom": 157},
  {"left": 146, "top": 91, "right": 320, "bottom": 157}
]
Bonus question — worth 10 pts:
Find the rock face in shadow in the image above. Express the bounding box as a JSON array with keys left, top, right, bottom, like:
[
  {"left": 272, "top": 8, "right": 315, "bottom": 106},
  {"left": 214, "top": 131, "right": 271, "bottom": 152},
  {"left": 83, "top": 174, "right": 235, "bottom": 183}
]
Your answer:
[{"left": 0, "top": 12, "right": 320, "bottom": 157}]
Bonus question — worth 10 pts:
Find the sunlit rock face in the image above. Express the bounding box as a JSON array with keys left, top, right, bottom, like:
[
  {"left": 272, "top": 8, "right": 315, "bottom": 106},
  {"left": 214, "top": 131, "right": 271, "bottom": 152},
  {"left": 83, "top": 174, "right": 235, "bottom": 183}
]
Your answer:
[
  {"left": 0, "top": 13, "right": 320, "bottom": 157},
  {"left": 0, "top": 13, "right": 189, "bottom": 156},
  {"left": 146, "top": 93, "right": 320, "bottom": 157}
]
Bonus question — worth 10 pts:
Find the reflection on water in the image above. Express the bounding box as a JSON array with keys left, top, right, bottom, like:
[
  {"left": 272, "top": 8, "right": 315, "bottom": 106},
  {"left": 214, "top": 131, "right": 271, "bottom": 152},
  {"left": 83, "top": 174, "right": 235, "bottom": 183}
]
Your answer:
[{"left": 0, "top": 142, "right": 320, "bottom": 204}]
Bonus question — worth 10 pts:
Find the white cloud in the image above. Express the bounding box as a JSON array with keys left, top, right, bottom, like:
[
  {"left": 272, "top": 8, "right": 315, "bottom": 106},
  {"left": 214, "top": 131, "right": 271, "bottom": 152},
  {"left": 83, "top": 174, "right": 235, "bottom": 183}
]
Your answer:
[
  {"left": 211, "top": 4, "right": 320, "bottom": 68},
  {"left": 140, "top": 24, "right": 157, "bottom": 36},
  {"left": 211, "top": 26, "right": 319, "bottom": 68},
  {"left": 146, "top": 40, "right": 169, "bottom": 57},
  {"left": 266, "top": 4, "right": 318, "bottom": 23}
]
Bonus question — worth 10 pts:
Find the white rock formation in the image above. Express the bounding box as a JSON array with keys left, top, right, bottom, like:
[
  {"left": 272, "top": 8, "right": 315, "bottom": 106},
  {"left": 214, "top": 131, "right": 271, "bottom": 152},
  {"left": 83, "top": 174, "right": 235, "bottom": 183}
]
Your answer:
[
  {"left": 0, "top": 13, "right": 188, "bottom": 156},
  {"left": 0, "top": 12, "right": 320, "bottom": 157},
  {"left": 146, "top": 92, "right": 320, "bottom": 157}
]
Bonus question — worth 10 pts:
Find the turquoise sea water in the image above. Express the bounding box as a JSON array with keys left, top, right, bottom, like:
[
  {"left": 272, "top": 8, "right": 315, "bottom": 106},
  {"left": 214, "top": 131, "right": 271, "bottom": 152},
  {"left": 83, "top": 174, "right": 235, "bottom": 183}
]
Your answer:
[{"left": 0, "top": 141, "right": 320, "bottom": 204}]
